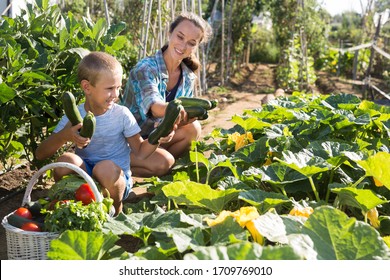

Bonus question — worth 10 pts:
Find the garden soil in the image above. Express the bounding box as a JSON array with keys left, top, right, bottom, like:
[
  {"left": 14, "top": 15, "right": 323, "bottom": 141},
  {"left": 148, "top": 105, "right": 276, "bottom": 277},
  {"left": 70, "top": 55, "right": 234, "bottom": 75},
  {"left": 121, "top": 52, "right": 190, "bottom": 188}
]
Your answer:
[{"left": 0, "top": 63, "right": 368, "bottom": 260}]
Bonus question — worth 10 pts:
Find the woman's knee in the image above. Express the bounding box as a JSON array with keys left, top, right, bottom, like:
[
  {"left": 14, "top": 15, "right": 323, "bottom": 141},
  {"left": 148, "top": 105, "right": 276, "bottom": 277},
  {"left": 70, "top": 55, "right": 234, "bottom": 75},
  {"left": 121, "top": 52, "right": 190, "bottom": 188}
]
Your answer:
[
  {"left": 186, "top": 120, "right": 201, "bottom": 140},
  {"left": 155, "top": 153, "right": 175, "bottom": 176}
]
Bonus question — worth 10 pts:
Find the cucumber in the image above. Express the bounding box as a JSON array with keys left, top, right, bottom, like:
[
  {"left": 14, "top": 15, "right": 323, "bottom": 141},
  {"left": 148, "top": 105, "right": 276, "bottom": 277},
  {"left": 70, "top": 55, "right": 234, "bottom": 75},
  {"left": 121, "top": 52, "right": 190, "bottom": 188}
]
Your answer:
[
  {"left": 178, "top": 97, "right": 213, "bottom": 110},
  {"left": 79, "top": 111, "right": 96, "bottom": 138},
  {"left": 7, "top": 213, "right": 44, "bottom": 229},
  {"left": 148, "top": 99, "right": 183, "bottom": 145},
  {"left": 62, "top": 91, "right": 83, "bottom": 125}
]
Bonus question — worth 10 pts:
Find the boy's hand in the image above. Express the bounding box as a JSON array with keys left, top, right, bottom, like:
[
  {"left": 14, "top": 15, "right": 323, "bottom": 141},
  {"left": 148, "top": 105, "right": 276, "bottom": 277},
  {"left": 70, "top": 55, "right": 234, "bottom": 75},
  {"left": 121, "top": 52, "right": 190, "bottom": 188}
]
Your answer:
[{"left": 71, "top": 123, "right": 90, "bottom": 148}]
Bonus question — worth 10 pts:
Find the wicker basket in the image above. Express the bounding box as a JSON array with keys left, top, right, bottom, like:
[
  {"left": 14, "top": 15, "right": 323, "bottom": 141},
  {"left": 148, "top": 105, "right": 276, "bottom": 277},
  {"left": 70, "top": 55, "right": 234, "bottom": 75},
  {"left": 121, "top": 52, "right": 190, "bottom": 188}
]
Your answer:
[{"left": 1, "top": 162, "right": 103, "bottom": 260}]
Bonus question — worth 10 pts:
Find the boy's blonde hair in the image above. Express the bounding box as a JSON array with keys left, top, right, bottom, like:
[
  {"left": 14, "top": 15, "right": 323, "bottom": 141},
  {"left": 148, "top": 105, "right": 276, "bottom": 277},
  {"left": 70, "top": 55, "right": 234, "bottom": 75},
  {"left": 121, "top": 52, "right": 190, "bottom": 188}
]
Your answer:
[{"left": 77, "top": 51, "right": 122, "bottom": 86}]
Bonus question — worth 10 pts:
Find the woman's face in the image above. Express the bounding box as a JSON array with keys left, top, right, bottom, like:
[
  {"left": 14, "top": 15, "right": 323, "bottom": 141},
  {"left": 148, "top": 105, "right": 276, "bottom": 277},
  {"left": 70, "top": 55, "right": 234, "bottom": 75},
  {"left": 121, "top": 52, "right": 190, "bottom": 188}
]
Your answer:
[{"left": 167, "top": 19, "right": 203, "bottom": 61}]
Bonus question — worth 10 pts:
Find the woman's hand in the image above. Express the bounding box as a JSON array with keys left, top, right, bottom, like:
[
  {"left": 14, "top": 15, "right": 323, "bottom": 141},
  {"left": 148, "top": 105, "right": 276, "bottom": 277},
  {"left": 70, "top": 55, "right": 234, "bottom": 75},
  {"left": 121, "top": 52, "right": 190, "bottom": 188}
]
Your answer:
[
  {"left": 158, "top": 130, "right": 175, "bottom": 144},
  {"left": 176, "top": 106, "right": 196, "bottom": 127}
]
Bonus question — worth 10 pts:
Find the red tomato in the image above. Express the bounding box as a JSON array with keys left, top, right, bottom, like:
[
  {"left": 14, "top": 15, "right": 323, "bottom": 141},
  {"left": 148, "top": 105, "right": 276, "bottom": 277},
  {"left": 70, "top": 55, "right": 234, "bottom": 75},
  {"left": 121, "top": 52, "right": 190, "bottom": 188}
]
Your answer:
[
  {"left": 21, "top": 222, "right": 41, "bottom": 232},
  {"left": 75, "top": 183, "right": 96, "bottom": 205},
  {"left": 14, "top": 207, "right": 32, "bottom": 219}
]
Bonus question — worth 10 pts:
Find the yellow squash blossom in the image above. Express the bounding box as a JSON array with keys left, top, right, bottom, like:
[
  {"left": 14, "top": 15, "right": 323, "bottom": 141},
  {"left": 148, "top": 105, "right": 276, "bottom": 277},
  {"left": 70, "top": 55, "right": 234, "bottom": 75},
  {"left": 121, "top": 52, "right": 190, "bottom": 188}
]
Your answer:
[
  {"left": 367, "top": 207, "right": 380, "bottom": 229},
  {"left": 227, "top": 132, "right": 240, "bottom": 144},
  {"left": 204, "top": 210, "right": 233, "bottom": 227},
  {"left": 228, "top": 132, "right": 254, "bottom": 151},
  {"left": 289, "top": 205, "right": 314, "bottom": 218},
  {"left": 263, "top": 151, "right": 274, "bottom": 166},
  {"left": 245, "top": 220, "right": 264, "bottom": 245},
  {"left": 234, "top": 206, "right": 260, "bottom": 227},
  {"left": 373, "top": 177, "right": 384, "bottom": 187},
  {"left": 204, "top": 206, "right": 264, "bottom": 245}
]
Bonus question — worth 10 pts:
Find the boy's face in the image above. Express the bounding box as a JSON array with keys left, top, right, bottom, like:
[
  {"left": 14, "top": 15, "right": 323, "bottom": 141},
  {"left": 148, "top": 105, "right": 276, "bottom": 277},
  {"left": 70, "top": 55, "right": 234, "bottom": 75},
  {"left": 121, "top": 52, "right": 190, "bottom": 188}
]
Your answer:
[{"left": 82, "top": 69, "right": 122, "bottom": 113}]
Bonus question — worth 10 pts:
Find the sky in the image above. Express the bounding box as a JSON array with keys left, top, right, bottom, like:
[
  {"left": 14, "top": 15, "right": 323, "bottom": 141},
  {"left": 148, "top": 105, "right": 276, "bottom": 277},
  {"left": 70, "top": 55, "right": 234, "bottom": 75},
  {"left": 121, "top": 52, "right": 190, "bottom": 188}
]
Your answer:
[{"left": 320, "top": 0, "right": 368, "bottom": 16}]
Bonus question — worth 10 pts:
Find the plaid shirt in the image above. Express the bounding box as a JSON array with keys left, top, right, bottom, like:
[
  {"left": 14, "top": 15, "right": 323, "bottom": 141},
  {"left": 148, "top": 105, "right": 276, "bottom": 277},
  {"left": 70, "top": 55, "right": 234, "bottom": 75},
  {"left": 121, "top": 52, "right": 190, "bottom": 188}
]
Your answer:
[{"left": 121, "top": 48, "right": 197, "bottom": 136}]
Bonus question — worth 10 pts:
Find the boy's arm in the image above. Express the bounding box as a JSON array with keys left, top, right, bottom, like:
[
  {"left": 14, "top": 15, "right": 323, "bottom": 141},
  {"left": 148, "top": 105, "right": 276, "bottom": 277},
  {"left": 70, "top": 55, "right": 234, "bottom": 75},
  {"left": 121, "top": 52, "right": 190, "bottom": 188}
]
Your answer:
[
  {"left": 35, "top": 123, "right": 84, "bottom": 160},
  {"left": 127, "top": 131, "right": 174, "bottom": 160}
]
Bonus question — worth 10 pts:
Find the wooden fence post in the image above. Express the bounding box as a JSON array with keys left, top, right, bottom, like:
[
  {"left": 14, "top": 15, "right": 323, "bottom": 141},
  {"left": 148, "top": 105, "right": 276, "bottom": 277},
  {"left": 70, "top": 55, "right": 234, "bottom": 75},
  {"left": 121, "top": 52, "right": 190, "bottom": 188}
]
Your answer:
[
  {"left": 103, "top": 0, "right": 110, "bottom": 27},
  {"left": 364, "top": 14, "right": 382, "bottom": 100},
  {"left": 221, "top": 0, "right": 225, "bottom": 86},
  {"left": 337, "top": 39, "right": 342, "bottom": 77},
  {"left": 352, "top": 50, "right": 359, "bottom": 80}
]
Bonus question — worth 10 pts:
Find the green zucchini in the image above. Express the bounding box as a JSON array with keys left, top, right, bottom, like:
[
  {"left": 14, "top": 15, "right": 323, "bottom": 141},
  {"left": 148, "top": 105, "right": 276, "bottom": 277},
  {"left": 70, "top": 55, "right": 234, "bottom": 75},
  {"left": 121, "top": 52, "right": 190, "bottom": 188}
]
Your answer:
[
  {"left": 7, "top": 213, "right": 44, "bottom": 229},
  {"left": 79, "top": 111, "right": 96, "bottom": 138},
  {"left": 210, "top": 99, "right": 218, "bottom": 109},
  {"left": 198, "top": 110, "right": 209, "bottom": 120},
  {"left": 25, "top": 201, "right": 43, "bottom": 217},
  {"left": 184, "top": 106, "right": 207, "bottom": 119},
  {"left": 62, "top": 91, "right": 83, "bottom": 125},
  {"left": 178, "top": 96, "right": 213, "bottom": 110},
  {"left": 148, "top": 99, "right": 183, "bottom": 145}
]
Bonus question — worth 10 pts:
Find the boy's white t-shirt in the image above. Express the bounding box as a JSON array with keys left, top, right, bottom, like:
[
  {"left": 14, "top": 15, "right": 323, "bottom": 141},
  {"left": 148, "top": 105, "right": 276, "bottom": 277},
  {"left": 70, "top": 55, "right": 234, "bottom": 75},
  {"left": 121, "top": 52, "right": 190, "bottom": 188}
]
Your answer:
[{"left": 54, "top": 103, "right": 141, "bottom": 175}]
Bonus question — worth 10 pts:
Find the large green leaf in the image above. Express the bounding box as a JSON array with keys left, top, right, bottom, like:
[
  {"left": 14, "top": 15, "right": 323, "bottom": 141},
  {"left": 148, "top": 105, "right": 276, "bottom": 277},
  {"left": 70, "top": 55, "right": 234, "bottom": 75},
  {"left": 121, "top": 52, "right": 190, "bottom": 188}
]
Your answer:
[
  {"left": 239, "top": 189, "right": 290, "bottom": 213},
  {"left": 277, "top": 150, "right": 332, "bottom": 177},
  {"left": 166, "top": 227, "right": 206, "bottom": 252},
  {"left": 231, "top": 115, "right": 271, "bottom": 131},
  {"left": 184, "top": 242, "right": 300, "bottom": 260},
  {"left": 162, "top": 181, "right": 240, "bottom": 212},
  {"left": 260, "top": 163, "right": 307, "bottom": 184},
  {"left": 357, "top": 152, "right": 390, "bottom": 189},
  {"left": 303, "top": 206, "right": 390, "bottom": 260},
  {"left": 209, "top": 216, "right": 247, "bottom": 245},
  {"left": 253, "top": 211, "right": 305, "bottom": 244},
  {"left": 332, "top": 187, "right": 388, "bottom": 212},
  {"left": 102, "top": 212, "right": 145, "bottom": 235},
  {"left": 307, "top": 141, "right": 357, "bottom": 167},
  {"left": 323, "top": 93, "right": 361, "bottom": 109},
  {"left": 0, "top": 83, "right": 16, "bottom": 104},
  {"left": 189, "top": 151, "right": 210, "bottom": 170},
  {"left": 47, "top": 230, "right": 128, "bottom": 260}
]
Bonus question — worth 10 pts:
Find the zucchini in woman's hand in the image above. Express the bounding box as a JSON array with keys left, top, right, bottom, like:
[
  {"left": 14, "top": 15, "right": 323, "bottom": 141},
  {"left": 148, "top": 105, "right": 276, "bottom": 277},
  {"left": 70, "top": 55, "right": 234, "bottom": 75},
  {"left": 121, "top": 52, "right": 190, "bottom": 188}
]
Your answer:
[
  {"left": 184, "top": 106, "right": 207, "bottom": 118},
  {"left": 148, "top": 99, "right": 183, "bottom": 145},
  {"left": 178, "top": 96, "right": 218, "bottom": 110}
]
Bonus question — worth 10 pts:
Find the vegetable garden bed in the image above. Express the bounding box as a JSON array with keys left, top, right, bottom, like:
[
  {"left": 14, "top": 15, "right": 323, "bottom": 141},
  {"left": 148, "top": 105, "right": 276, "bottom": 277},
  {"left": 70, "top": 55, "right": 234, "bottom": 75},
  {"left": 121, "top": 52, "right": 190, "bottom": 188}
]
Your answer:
[{"left": 4, "top": 91, "right": 388, "bottom": 260}]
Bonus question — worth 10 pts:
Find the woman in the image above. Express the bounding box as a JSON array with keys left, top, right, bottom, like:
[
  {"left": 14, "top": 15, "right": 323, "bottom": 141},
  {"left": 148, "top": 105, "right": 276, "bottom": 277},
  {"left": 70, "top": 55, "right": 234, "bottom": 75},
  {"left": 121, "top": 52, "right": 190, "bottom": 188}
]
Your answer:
[{"left": 122, "top": 12, "right": 212, "bottom": 177}]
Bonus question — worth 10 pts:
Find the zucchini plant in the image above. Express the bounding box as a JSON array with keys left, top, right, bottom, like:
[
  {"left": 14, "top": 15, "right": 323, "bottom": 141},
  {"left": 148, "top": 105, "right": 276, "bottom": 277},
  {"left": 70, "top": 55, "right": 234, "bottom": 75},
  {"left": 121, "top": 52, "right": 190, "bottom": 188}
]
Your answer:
[{"left": 47, "top": 92, "right": 390, "bottom": 260}]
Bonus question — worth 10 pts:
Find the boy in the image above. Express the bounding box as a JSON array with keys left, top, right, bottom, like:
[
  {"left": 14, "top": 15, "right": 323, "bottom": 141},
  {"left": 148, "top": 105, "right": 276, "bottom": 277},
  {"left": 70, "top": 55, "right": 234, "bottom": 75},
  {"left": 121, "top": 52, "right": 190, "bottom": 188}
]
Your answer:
[{"left": 35, "top": 51, "right": 174, "bottom": 215}]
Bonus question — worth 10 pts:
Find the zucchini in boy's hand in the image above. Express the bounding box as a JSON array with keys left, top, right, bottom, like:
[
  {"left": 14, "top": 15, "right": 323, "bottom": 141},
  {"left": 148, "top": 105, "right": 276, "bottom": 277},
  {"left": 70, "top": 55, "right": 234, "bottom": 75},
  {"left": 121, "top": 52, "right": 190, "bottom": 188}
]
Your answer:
[
  {"left": 79, "top": 111, "right": 96, "bottom": 139},
  {"left": 62, "top": 91, "right": 83, "bottom": 125}
]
